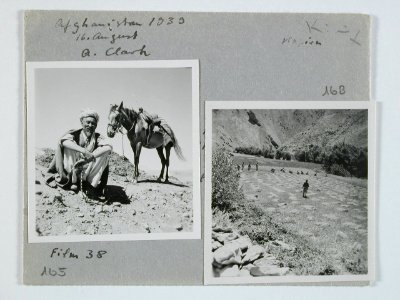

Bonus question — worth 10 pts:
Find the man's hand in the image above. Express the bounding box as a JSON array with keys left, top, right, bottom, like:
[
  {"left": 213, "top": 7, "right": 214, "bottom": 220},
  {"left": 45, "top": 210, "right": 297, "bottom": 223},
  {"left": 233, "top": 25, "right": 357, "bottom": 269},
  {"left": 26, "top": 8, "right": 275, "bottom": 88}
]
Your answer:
[{"left": 83, "top": 150, "right": 95, "bottom": 162}]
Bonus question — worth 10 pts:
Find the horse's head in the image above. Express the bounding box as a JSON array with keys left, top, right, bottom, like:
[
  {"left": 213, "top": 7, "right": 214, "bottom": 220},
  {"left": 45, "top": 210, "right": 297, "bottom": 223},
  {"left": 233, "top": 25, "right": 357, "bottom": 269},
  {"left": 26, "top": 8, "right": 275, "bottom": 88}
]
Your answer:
[{"left": 107, "top": 102, "right": 124, "bottom": 138}]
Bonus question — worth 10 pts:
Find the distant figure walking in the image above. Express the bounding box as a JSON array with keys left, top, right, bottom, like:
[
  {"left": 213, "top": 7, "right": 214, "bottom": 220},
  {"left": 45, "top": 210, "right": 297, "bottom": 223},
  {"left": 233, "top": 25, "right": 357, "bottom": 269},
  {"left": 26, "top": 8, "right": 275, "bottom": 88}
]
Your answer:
[
  {"left": 248, "top": 163, "right": 251, "bottom": 171},
  {"left": 256, "top": 162, "right": 259, "bottom": 171},
  {"left": 242, "top": 162, "right": 244, "bottom": 170},
  {"left": 302, "top": 180, "right": 309, "bottom": 198}
]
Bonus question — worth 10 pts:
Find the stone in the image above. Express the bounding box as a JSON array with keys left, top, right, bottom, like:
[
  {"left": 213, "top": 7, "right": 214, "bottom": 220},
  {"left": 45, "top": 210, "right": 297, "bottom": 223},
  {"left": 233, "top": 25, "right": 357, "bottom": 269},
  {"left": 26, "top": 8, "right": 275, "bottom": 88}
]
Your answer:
[
  {"left": 143, "top": 223, "right": 150, "bottom": 233},
  {"left": 241, "top": 263, "right": 255, "bottom": 271},
  {"left": 250, "top": 266, "right": 289, "bottom": 276},
  {"left": 132, "top": 210, "right": 136, "bottom": 216},
  {"left": 253, "top": 257, "right": 280, "bottom": 268},
  {"left": 239, "top": 268, "right": 251, "bottom": 277},
  {"left": 278, "top": 203, "right": 287, "bottom": 207},
  {"left": 35, "top": 190, "right": 42, "bottom": 195},
  {"left": 183, "top": 212, "right": 191, "bottom": 219},
  {"left": 54, "top": 192, "right": 62, "bottom": 201},
  {"left": 213, "top": 244, "right": 242, "bottom": 265},
  {"left": 103, "top": 205, "right": 112, "bottom": 213},
  {"left": 212, "top": 240, "right": 223, "bottom": 251},
  {"left": 77, "top": 213, "right": 84, "bottom": 218},
  {"left": 219, "top": 265, "right": 240, "bottom": 277},
  {"left": 225, "top": 235, "right": 253, "bottom": 252},
  {"left": 94, "top": 206, "right": 103, "bottom": 214},
  {"left": 176, "top": 224, "right": 183, "bottom": 231},
  {"left": 113, "top": 202, "right": 122, "bottom": 207},
  {"left": 242, "top": 245, "right": 265, "bottom": 263},
  {"left": 213, "top": 232, "right": 238, "bottom": 244},
  {"left": 212, "top": 226, "right": 233, "bottom": 233}
]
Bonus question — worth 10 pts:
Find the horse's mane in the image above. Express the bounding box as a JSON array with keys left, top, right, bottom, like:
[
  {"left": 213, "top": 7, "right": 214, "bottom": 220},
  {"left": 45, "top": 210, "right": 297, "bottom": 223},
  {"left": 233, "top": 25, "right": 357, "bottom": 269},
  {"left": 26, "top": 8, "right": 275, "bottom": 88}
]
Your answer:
[{"left": 121, "top": 106, "right": 139, "bottom": 122}]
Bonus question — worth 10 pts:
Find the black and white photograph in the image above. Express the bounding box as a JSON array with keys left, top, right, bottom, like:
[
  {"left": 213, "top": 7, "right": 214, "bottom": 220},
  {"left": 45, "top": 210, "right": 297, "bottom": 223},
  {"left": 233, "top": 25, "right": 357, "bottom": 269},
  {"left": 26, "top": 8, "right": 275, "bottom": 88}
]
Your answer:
[
  {"left": 27, "top": 60, "right": 200, "bottom": 242},
  {"left": 204, "top": 101, "right": 375, "bottom": 284}
]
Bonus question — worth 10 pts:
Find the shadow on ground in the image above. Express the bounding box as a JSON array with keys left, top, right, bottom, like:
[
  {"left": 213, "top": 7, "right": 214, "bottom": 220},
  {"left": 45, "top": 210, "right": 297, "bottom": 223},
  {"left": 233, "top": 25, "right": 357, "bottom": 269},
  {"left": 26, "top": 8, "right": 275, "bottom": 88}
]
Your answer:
[
  {"left": 137, "top": 179, "right": 189, "bottom": 188},
  {"left": 105, "top": 185, "right": 131, "bottom": 204}
]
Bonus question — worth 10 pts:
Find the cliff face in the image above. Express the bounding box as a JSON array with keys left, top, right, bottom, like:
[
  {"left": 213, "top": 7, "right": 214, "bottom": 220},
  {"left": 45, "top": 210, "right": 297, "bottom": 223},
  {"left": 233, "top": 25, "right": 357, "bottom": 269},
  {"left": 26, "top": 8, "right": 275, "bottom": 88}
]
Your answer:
[{"left": 212, "top": 109, "right": 367, "bottom": 152}]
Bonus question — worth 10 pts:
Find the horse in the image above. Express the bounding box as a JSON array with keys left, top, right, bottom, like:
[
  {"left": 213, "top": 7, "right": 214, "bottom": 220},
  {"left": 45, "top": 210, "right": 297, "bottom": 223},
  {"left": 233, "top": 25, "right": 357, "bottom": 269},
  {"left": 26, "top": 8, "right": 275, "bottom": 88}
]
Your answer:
[{"left": 107, "top": 102, "right": 184, "bottom": 183}]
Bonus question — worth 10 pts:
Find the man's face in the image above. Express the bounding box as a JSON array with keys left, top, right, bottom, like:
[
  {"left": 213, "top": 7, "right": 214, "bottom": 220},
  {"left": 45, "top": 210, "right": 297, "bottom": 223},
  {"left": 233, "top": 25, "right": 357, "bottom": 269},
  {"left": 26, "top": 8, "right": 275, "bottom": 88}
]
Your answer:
[{"left": 81, "top": 116, "right": 97, "bottom": 135}]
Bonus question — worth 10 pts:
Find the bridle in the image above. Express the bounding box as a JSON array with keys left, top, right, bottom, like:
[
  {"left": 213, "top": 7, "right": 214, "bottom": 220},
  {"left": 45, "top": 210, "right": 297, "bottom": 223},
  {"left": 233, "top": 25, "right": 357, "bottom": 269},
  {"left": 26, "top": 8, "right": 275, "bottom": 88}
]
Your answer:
[{"left": 107, "top": 110, "right": 136, "bottom": 135}]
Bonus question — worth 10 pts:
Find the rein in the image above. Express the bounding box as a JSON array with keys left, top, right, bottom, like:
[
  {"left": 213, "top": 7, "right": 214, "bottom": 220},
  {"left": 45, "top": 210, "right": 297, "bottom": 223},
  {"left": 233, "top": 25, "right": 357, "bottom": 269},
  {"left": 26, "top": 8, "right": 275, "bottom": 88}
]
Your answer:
[{"left": 108, "top": 110, "right": 137, "bottom": 159}]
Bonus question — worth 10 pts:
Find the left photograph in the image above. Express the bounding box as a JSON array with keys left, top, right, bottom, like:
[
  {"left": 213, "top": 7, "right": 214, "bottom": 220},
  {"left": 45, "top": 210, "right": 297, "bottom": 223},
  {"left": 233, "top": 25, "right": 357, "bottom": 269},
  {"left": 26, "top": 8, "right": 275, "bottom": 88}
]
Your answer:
[{"left": 26, "top": 60, "right": 200, "bottom": 242}]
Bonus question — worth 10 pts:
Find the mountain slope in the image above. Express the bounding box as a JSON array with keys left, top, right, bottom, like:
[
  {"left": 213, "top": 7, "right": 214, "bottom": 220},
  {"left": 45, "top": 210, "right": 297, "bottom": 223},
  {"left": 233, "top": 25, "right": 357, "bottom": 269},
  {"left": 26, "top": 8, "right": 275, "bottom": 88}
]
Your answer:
[{"left": 212, "top": 109, "right": 367, "bottom": 153}]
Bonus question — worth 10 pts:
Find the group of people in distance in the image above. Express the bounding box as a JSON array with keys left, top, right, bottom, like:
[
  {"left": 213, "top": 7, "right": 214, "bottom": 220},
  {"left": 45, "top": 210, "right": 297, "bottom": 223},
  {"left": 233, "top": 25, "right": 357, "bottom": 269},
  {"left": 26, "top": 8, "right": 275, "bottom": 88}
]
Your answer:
[
  {"left": 236, "top": 160, "right": 311, "bottom": 199},
  {"left": 237, "top": 161, "right": 259, "bottom": 171}
]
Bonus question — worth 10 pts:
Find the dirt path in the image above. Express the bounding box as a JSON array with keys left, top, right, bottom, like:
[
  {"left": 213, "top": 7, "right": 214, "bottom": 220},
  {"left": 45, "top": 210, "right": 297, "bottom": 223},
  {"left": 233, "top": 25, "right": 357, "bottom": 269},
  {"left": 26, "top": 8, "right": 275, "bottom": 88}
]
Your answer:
[
  {"left": 34, "top": 150, "right": 193, "bottom": 237},
  {"left": 238, "top": 163, "right": 368, "bottom": 274}
]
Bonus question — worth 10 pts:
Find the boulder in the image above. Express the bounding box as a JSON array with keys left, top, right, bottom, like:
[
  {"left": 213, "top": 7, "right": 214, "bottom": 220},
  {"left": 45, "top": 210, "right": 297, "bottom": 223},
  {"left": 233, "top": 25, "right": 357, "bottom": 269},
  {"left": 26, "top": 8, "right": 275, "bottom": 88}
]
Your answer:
[
  {"left": 241, "top": 263, "right": 255, "bottom": 271},
  {"left": 250, "top": 266, "right": 289, "bottom": 276},
  {"left": 253, "top": 257, "right": 279, "bottom": 268},
  {"left": 213, "top": 232, "right": 239, "bottom": 244},
  {"left": 242, "top": 245, "right": 265, "bottom": 263},
  {"left": 225, "top": 235, "right": 253, "bottom": 252},
  {"left": 218, "top": 265, "right": 240, "bottom": 277},
  {"left": 176, "top": 224, "right": 183, "bottom": 231},
  {"left": 213, "top": 244, "right": 242, "bottom": 266},
  {"left": 212, "top": 240, "right": 223, "bottom": 251}
]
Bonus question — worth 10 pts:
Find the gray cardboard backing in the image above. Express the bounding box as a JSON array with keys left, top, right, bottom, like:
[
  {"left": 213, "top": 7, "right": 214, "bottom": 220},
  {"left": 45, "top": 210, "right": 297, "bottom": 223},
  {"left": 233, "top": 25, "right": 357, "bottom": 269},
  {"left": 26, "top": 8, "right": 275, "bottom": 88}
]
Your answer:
[{"left": 24, "top": 10, "right": 370, "bottom": 285}]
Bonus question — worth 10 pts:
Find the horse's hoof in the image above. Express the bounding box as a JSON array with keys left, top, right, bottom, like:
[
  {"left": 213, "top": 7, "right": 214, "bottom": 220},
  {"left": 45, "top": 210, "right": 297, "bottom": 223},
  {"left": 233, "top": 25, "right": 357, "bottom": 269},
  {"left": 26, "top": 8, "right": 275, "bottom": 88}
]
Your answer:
[
  {"left": 156, "top": 178, "right": 162, "bottom": 183},
  {"left": 164, "top": 179, "right": 170, "bottom": 184}
]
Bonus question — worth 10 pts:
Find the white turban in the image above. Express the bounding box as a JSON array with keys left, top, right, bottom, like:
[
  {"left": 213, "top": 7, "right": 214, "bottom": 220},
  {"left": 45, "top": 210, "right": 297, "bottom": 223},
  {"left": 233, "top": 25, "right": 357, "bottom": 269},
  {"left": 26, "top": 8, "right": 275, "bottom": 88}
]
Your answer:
[{"left": 80, "top": 108, "right": 99, "bottom": 123}]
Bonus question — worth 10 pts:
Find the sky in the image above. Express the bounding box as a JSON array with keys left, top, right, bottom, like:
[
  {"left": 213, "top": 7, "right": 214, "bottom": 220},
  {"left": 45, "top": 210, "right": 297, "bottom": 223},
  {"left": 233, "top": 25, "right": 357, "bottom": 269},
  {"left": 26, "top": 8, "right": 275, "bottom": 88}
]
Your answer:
[{"left": 33, "top": 66, "right": 193, "bottom": 172}]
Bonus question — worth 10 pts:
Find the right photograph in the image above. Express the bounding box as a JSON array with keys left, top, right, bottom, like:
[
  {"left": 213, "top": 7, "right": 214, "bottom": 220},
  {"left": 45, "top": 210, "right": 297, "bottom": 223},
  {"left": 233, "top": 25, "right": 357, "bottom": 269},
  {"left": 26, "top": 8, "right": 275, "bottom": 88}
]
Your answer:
[{"left": 204, "top": 101, "right": 375, "bottom": 284}]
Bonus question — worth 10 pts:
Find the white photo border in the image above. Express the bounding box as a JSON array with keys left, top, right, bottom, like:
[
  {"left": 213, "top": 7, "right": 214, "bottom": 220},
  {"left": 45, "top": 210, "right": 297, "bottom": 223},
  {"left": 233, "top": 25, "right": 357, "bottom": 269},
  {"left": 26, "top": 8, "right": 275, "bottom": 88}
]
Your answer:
[
  {"left": 204, "top": 100, "right": 376, "bottom": 285},
  {"left": 26, "top": 60, "right": 201, "bottom": 243}
]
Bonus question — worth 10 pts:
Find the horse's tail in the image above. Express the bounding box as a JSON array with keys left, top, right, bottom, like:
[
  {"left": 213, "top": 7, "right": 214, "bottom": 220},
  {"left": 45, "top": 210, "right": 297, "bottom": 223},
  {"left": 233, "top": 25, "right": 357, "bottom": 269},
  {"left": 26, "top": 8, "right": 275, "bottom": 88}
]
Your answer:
[{"left": 159, "top": 121, "right": 185, "bottom": 161}]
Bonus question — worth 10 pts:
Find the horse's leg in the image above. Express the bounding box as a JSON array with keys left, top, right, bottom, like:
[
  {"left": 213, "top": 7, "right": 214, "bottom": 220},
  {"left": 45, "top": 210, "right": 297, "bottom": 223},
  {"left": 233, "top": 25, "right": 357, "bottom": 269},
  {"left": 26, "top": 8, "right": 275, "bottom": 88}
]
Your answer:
[
  {"left": 135, "top": 142, "right": 142, "bottom": 180},
  {"left": 130, "top": 143, "right": 138, "bottom": 183},
  {"left": 156, "top": 146, "right": 166, "bottom": 182},
  {"left": 164, "top": 145, "right": 171, "bottom": 183}
]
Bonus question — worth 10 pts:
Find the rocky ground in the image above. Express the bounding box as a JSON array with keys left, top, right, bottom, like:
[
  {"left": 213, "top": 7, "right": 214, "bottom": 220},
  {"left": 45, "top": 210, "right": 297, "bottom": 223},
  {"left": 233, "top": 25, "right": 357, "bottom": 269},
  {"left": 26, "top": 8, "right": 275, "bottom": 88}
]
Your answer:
[
  {"left": 34, "top": 149, "right": 193, "bottom": 237},
  {"left": 211, "top": 226, "right": 290, "bottom": 277}
]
